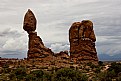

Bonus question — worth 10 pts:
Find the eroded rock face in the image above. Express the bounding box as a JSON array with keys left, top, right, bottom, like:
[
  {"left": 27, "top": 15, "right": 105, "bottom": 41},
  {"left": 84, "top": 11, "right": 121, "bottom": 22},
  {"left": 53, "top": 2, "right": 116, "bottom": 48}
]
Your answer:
[
  {"left": 23, "top": 9, "right": 54, "bottom": 59},
  {"left": 69, "top": 20, "right": 98, "bottom": 63},
  {"left": 23, "top": 9, "right": 37, "bottom": 33},
  {"left": 23, "top": 9, "right": 98, "bottom": 65},
  {"left": 55, "top": 51, "right": 69, "bottom": 60}
]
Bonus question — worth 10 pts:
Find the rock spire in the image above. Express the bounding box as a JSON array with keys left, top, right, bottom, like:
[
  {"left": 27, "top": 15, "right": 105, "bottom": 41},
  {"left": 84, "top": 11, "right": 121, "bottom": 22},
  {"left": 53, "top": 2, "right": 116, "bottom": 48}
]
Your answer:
[
  {"left": 69, "top": 20, "right": 98, "bottom": 64},
  {"left": 23, "top": 9, "right": 53, "bottom": 60}
]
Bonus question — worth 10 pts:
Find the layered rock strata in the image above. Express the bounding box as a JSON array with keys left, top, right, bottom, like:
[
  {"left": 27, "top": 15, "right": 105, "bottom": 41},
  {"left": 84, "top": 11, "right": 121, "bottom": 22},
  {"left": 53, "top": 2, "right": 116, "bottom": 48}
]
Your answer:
[
  {"left": 23, "top": 9, "right": 54, "bottom": 60},
  {"left": 69, "top": 20, "right": 98, "bottom": 63},
  {"left": 23, "top": 9, "right": 98, "bottom": 65}
]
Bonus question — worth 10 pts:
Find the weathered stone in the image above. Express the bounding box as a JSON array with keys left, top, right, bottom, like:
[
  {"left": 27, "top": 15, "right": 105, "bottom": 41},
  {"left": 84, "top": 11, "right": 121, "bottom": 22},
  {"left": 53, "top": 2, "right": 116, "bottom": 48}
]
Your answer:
[
  {"left": 23, "top": 9, "right": 53, "bottom": 59},
  {"left": 23, "top": 9, "right": 98, "bottom": 65},
  {"left": 55, "top": 51, "right": 69, "bottom": 59},
  {"left": 23, "top": 9, "right": 37, "bottom": 33},
  {"left": 69, "top": 20, "right": 98, "bottom": 64},
  {"left": 0, "top": 10, "right": 100, "bottom": 70}
]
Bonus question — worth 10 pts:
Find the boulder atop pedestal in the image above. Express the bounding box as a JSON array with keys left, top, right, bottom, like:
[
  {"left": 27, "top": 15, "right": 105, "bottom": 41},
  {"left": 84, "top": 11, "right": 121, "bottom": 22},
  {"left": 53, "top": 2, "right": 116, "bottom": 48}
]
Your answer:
[
  {"left": 23, "top": 9, "right": 37, "bottom": 33},
  {"left": 23, "top": 9, "right": 54, "bottom": 60}
]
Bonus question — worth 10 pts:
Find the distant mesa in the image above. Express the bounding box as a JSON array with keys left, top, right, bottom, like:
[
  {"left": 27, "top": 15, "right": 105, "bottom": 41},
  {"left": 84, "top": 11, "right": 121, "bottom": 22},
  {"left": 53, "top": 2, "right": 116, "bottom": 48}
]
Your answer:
[{"left": 23, "top": 9, "right": 98, "bottom": 65}]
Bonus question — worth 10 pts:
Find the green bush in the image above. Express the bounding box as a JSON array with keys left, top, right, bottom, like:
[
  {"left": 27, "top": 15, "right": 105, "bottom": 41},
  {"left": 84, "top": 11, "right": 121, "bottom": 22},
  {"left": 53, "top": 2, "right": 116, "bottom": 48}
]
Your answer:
[
  {"left": 53, "top": 68, "right": 88, "bottom": 81},
  {"left": 43, "top": 72, "right": 52, "bottom": 81},
  {"left": 98, "top": 61, "right": 103, "bottom": 66},
  {"left": 95, "top": 67, "right": 101, "bottom": 73},
  {"left": 13, "top": 67, "right": 27, "bottom": 80},
  {"left": 25, "top": 74, "right": 37, "bottom": 81},
  {"left": 31, "top": 70, "right": 44, "bottom": 78},
  {"left": 108, "top": 62, "right": 121, "bottom": 75},
  {"left": 87, "top": 62, "right": 97, "bottom": 69},
  {"left": 98, "top": 70, "right": 116, "bottom": 81}
]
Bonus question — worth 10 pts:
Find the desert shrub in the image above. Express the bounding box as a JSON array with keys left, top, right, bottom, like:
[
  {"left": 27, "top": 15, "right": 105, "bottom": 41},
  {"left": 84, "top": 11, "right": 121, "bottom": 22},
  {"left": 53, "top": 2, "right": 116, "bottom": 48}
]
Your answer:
[
  {"left": 98, "top": 70, "right": 116, "bottom": 81},
  {"left": 25, "top": 74, "right": 37, "bottom": 81},
  {"left": 98, "top": 61, "right": 103, "bottom": 66},
  {"left": 43, "top": 72, "right": 52, "bottom": 81},
  {"left": 87, "top": 62, "right": 97, "bottom": 69},
  {"left": 53, "top": 68, "right": 88, "bottom": 81},
  {"left": 13, "top": 67, "right": 27, "bottom": 80},
  {"left": 94, "top": 67, "right": 101, "bottom": 73},
  {"left": 31, "top": 70, "right": 44, "bottom": 78},
  {"left": 108, "top": 62, "right": 121, "bottom": 75}
]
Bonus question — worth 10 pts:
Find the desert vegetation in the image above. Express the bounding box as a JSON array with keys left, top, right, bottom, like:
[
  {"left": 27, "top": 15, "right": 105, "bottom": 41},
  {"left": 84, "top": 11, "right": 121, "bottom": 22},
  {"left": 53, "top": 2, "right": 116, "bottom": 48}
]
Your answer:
[{"left": 0, "top": 61, "right": 121, "bottom": 81}]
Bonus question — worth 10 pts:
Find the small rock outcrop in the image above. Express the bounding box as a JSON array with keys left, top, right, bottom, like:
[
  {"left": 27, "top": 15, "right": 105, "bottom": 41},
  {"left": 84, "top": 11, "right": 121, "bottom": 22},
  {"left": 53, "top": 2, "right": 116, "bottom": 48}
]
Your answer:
[
  {"left": 55, "top": 51, "right": 69, "bottom": 60},
  {"left": 23, "top": 9, "right": 54, "bottom": 60},
  {"left": 69, "top": 20, "right": 98, "bottom": 63}
]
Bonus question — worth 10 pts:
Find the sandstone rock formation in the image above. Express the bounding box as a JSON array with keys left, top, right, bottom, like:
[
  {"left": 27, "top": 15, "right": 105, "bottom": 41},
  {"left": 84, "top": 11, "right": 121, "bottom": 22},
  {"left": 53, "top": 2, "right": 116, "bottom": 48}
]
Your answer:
[
  {"left": 23, "top": 9, "right": 54, "bottom": 60},
  {"left": 69, "top": 20, "right": 98, "bottom": 63},
  {"left": 23, "top": 9, "right": 98, "bottom": 65},
  {"left": 23, "top": 9, "right": 36, "bottom": 33},
  {"left": 54, "top": 51, "right": 69, "bottom": 60}
]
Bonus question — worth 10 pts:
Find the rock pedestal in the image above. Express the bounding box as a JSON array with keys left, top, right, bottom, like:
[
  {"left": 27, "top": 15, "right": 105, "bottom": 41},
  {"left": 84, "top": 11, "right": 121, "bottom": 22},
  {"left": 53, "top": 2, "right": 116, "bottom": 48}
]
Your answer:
[
  {"left": 69, "top": 20, "right": 98, "bottom": 64},
  {"left": 23, "top": 9, "right": 53, "bottom": 60}
]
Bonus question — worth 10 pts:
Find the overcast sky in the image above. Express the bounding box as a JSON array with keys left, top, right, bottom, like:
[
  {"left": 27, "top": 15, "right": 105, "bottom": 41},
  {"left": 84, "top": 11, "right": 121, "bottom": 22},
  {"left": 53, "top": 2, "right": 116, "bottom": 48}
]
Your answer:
[{"left": 0, "top": 0, "right": 121, "bottom": 58}]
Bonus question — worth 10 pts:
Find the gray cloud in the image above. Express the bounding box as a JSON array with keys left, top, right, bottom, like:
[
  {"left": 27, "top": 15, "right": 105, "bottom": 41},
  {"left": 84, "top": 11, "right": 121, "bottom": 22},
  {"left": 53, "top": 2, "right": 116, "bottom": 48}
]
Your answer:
[
  {"left": 49, "top": 43, "right": 69, "bottom": 53},
  {"left": 1, "top": 50, "right": 26, "bottom": 59},
  {"left": 0, "top": 28, "right": 23, "bottom": 37},
  {"left": 0, "top": 27, "right": 27, "bottom": 58}
]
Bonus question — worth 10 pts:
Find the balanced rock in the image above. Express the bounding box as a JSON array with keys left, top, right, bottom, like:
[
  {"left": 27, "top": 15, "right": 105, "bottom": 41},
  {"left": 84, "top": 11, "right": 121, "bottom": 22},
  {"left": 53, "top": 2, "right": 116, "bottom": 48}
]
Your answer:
[
  {"left": 23, "top": 9, "right": 37, "bottom": 33},
  {"left": 69, "top": 20, "right": 98, "bottom": 64},
  {"left": 23, "top": 9, "right": 53, "bottom": 60}
]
